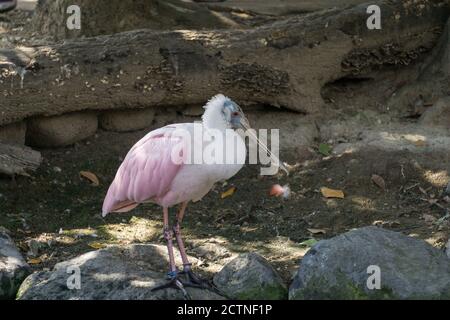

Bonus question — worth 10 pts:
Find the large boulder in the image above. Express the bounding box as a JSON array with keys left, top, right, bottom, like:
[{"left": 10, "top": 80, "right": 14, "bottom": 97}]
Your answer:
[
  {"left": 0, "top": 229, "right": 31, "bottom": 300},
  {"left": 17, "top": 244, "right": 224, "bottom": 300},
  {"left": 99, "top": 109, "right": 155, "bottom": 132},
  {"left": 26, "top": 112, "right": 98, "bottom": 148},
  {"left": 0, "top": 122, "right": 26, "bottom": 145},
  {"left": 289, "top": 226, "right": 450, "bottom": 299},
  {"left": 181, "top": 105, "right": 204, "bottom": 117},
  {"left": 213, "top": 253, "right": 287, "bottom": 300}
]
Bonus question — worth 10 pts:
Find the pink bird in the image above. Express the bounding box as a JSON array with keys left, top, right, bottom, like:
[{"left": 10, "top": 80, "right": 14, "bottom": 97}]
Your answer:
[{"left": 102, "top": 94, "right": 252, "bottom": 297}]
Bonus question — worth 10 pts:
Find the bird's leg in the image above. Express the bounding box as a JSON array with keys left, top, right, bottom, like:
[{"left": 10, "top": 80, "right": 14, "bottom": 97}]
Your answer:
[
  {"left": 173, "top": 202, "right": 191, "bottom": 269},
  {"left": 174, "top": 202, "right": 219, "bottom": 292},
  {"left": 164, "top": 207, "right": 177, "bottom": 278},
  {"left": 151, "top": 207, "right": 191, "bottom": 299}
]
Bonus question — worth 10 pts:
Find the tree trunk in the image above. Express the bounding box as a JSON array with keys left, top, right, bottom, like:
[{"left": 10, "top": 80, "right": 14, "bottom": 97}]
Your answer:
[
  {"left": 387, "top": 18, "right": 450, "bottom": 113},
  {"left": 0, "top": 143, "right": 42, "bottom": 177},
  {"left": 0, "top": 0, "right": 449, "bottom": 126},
  {"left": 32, "top": 0, "right": 245, "bottom": 40}
]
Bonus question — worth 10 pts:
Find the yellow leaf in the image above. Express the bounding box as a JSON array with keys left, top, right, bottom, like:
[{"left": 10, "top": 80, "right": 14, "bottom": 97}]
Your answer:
[
  {"left": 221, "top": 187, "right": 236, "bottom": 199},
  {"left": 28, "top": 258, "right": 42, "bottom": 265},
  {"left": 321, "top": 187, "right": 345, "bottom": 199},
  {"left": 307, "top": 228, "right": 326, "bottom": 234},
  {"left": 413, "top": 140, "right": 427, "bottom": 147},
  {"left": 88, "top": 242, "right": 106, "bottom": 249},
  {"left": 80, "top": 171, "right": 100, "bottom": 186}
]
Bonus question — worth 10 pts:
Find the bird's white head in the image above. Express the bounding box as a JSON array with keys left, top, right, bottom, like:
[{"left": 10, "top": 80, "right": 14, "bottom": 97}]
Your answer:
[{"left": 202, "top": 94, "right": 249, "bottom": 130}]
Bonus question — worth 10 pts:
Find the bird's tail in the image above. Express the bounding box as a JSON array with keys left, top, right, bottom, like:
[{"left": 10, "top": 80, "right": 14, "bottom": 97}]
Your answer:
[
  {"left": 102, "top": 182, "right": 118, "bottom": 217},
  {"left": 102, "top": 185, "right": 138, "bottom": 217}
]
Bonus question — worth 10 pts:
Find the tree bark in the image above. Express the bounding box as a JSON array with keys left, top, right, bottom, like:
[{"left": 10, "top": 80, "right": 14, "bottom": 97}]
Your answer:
[
  {"left": 0, "top": 0, "right": 449, "bottom": 126},
  {"left": 387, "top": 17, "right": 450, "bottom": 113},
  {"left": 32, "top": 0, "right": 245, "bottom": 40},
  {"left": 0, "top": 143, "right": 42, "bottom": 177}
]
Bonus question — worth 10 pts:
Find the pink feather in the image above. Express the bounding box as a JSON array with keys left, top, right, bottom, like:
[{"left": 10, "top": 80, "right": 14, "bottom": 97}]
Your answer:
[{"left": 102, "top": 126, "right": 185, "bottom": 216}]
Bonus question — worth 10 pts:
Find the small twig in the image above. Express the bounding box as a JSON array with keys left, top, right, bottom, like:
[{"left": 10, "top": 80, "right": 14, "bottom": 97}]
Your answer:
[{"left": 404, "top": 182, "right": 420, "bottom": 191}]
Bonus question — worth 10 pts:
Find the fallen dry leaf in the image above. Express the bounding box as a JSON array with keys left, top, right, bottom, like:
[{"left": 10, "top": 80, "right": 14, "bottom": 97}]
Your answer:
[
  {"left": 27, "top": 258, "right": 42, "bottom": 265},
  {"left": 88, "top": 242, "right": 106, "bottom": 249},
  {"left": 371, "top": 174, "right": 386, "bottom": 190},
  {"left": 413, "top": 140, "right": 427, "bottom": 147},
  {"left": 221, "top": 187, "right": 236, "bottom": 199},
  {"left": 307, "top": 228, "right": 326, "bottom": 234},
  {"left": 320, "top": 187, "right": 345, "bottom": 199},
  {"left": 80, "top": 171, "right": 100, "bottom": 186}
]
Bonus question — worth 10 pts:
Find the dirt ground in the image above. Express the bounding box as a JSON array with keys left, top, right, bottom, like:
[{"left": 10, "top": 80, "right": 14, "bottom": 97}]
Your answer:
[{"left": 1, "top": 2, "right": 449, "bottom": 284}]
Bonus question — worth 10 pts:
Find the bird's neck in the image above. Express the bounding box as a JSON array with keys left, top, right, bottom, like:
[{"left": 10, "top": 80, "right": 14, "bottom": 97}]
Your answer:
[{"left": 202, "top": 107, "right": 229, "bottom": 131}]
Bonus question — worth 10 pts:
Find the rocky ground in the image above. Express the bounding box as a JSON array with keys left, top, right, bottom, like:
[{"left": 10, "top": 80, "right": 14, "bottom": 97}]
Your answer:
[{"left": 4, "top": 226, "right": 450, "bottom": 300}]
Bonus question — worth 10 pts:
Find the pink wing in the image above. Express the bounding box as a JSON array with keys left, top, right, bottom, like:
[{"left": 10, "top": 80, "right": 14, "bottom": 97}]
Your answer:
[{"left": 102, "top": 126, "right": 185, "bottom": 216}]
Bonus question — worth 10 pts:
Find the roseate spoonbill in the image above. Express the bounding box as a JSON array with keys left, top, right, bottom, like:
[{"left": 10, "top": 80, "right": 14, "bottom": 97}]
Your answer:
[{"left": 102, "top": 94, "right": 269, "bottom": 297}]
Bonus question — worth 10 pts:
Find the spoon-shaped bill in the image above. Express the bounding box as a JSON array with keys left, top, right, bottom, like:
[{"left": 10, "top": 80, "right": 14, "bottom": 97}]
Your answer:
[{"left": 239, "top": 118, "right": 289, "bottom": 175}]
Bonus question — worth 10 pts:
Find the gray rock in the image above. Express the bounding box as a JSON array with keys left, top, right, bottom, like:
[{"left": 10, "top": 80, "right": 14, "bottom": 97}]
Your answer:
[
  {"left": 27, "top": 112, "right": 98, "bottom": 147},
  {"left": 0, "top": 121, "right": 26, "bottom": 145},
  {"left": 181, "top": 105, "right": 204, "bottom": 117},
  {"left": 18, "top": 244, "right": 224, "bottom": 300},
  {"left": 289, "top": 226, "right": 450, "bottom": 300},
  {"left": 191, "top": 242, "right": 231, "bottom": 261},
  {"left": 99, "top": 109, "right": 155, "bottom": 132},
  {"left": 0, "top": 230, "right": 31, "bottom": 299},
  {"left": 153, "top": 109, "right": 179, "bottom": 128},
  {"left": 213, "top": 253, "right": 287, "bottom": 300},
  {"left": 419, "top": 97, "right": 450, "bottom": 128}
]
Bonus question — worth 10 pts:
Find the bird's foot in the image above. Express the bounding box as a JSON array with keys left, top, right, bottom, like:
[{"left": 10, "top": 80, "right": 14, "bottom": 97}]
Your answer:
[
  {"left": 151, "top": 271, "right": 193, "bottom": 300},
  {"left": 151, "top": 268, "right": 225, "bottom": 299},
  {"left": 179, "top": 266, "right": 225, "bottom": 297}
]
